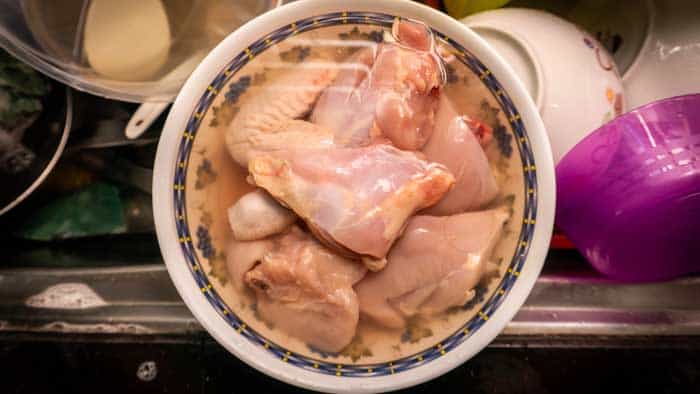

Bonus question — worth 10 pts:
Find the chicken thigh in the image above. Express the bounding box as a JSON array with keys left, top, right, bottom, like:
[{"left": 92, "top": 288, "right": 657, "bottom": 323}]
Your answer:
[
  {"left": 247, "top": 144, "right": 455, "bottom": 271},
  {"left": 355, "top": 208, "right": 509, "bottom": 329},
  {"left": 421, "top": 95, "right": 499, "bottom": 215},
  {"left": 226, "top": 226, "right": 366, "bottom": 352},
  {"left": 311, "top": 19, "right": 445, "bottom": 150}
]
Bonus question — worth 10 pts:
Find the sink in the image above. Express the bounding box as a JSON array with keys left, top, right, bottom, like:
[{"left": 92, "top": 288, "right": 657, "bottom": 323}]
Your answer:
[
  {"left": 0, "top": 248, "right": 698, "bottom": 345},
  {"left": 0, "top": 91, "right": 697, "bottom": 347}
]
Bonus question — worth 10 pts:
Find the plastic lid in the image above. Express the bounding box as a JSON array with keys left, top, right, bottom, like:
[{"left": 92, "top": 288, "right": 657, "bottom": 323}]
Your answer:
[{"left": 0, "top": 0, "right": 280, "bottom": 103}]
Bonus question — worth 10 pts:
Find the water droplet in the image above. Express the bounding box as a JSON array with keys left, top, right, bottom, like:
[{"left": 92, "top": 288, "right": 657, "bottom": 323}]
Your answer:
[{"left": 137, "top": 361, "right": 157, "bottom": 382}]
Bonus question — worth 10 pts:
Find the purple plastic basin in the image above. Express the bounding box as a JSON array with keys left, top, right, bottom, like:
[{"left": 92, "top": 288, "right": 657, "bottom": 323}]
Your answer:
[{"left": 556, "top": 94, "right": 700, "bottom": 282}]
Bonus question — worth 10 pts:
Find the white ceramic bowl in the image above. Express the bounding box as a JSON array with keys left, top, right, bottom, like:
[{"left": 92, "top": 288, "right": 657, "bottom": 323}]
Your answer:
[
  {"left": 462, "top": 8, "right": 625, "bottom": 164},
  {"left": 623, "top": 0, "right": 700, "bottom": 109},
  {"left": 153, "top": 0, "right": 554, "bottom": 392}
]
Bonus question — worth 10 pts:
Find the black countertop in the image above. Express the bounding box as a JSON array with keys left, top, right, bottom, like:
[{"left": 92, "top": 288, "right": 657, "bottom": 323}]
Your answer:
[{"left": 2, "top": 334, "right": 699, "bottom": 394}]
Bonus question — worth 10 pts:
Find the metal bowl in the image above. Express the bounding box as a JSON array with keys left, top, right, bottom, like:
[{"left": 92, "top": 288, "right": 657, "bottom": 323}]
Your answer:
[{"left": 0, "top": 85, "right": 72, "bottom": 216}]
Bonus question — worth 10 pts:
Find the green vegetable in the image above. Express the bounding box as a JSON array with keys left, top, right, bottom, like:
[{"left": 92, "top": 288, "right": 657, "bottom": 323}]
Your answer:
[
  {"left": 0, "top": 49, "right": 50, "bottom": 130},
  {"left": 444, "top": 0, "right": 512, "bottom": 18},
  {"left": 0, "top": 50, "right": 50, "bottom": 96},
  {"left": 14, "top": 182, "right": 127, "bottom": 241}
]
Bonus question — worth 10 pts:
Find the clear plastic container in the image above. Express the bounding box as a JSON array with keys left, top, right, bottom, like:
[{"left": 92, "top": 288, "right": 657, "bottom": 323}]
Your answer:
[{"left": 0, "top": 0, "right": 280, "bottom": 103}]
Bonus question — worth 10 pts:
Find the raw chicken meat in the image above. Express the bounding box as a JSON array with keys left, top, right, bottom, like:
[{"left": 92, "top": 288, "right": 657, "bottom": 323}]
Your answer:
[
  {"left": 229, "top": 119, "right": 335, "bottom": 168},
  {"left": 226, "top": 226, "right": 366, "bottom": 352},
  {"left": 248, "top": 144, "right": 455, "bottom": 271},
  {"left": 355, "top": 208, "right": 509, "bottom": 329},
  {"left": 226, "top": 236, "right": 275, "bottom": 293},
  {"left": 225, "top": 63, "right": 338, "bottom": 167},
  {"left": 227, "top": 189, "right": 297, "bottom": 241},
  {"left": 310, "top": 48, "right": 375, "bottom": 146},
  {"left": 421, "top": 95, "right": 498, "bottom": 215},
  {"left": 311, "top": 19, "right": 445, "bottom": 150}
]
